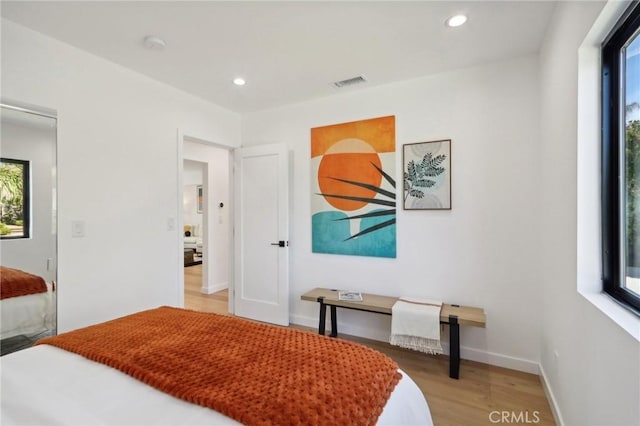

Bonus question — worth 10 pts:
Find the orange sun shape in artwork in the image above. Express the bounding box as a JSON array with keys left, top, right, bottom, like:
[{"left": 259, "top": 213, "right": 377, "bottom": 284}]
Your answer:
[{"left": 317, "top": 138, "right": 382, "bottom": 211}]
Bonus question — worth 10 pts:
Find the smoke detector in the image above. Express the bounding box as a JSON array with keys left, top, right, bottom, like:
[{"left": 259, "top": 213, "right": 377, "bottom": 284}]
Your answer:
[{"left": 143, "top": 36, "right": 166, "bottom": 50}]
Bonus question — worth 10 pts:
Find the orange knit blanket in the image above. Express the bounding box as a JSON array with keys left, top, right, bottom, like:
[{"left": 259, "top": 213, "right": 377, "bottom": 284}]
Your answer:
[
  {"left": 1, "top": 266, "right": 47, "bottom": 300},
  {"left": 37, "top": 307, "right": 401, "bottom": 425}
]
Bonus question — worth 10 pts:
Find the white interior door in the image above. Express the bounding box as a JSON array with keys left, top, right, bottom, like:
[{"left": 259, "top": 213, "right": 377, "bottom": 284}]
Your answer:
[{"left": 234, "top": 143, "right": 289, "bottom": 325}]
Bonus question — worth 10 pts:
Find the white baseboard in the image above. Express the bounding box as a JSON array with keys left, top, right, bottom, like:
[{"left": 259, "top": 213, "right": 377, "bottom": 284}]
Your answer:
[
  {"left": 463, "top": 347, "right": 539, "bottom": 375},
  {"left": 201, "top": 281, "right": 227, "bottom": 295},
  {"left": 539, "top": 363, "right": 564, "bottom": 426},
  {"left": 290, "top": 313, "right": 538, "bottom": 374}
]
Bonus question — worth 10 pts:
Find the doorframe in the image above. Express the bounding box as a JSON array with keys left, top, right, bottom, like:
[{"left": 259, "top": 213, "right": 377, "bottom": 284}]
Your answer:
[{"left": 176, "top": 130, "right": 235, "bottom": 313}]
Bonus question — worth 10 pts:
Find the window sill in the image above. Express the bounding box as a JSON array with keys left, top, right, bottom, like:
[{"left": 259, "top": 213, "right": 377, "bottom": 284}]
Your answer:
[{"left": 578, "top": 289, "right": 640, "bottom": 342}]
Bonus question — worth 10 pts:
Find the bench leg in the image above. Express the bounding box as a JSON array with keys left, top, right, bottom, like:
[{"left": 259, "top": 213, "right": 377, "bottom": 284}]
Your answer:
[
  {"left": 449, "top": 315, "right": 460, "bottom": 379},
  {"left": 330, "top": 305, "right": 338, "bottom": 337},
  {"left": 318, "top": 297, "right": 327, "bottom": 336}
]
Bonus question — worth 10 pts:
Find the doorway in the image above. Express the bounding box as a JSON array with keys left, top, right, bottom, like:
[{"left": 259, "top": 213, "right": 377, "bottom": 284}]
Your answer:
[{"left": 181, "top": 137, "right": 231, "bottom": 315}]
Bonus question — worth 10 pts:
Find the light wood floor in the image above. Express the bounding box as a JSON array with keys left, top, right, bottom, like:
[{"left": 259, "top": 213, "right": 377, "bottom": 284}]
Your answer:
[
  {"left": 184, "top": 264, "right": 555, "bottom": 426},
  {"left": 184, "top": 264, "right": 228, "bottom": 314}
]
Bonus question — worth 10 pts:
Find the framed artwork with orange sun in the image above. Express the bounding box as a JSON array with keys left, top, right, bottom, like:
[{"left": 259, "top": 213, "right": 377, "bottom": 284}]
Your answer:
[{"left": 310, "top": 116, "right": 396, "bottom": 258}]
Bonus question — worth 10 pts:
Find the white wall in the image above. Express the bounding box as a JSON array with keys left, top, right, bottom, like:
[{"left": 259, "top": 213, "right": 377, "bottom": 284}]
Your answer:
[
  {"left": 183, "top": 161, "right": 204, "bottom": 187},
  {"left": 183, "top": 184, "right": 202, "bottom": 235},
  {"left": 1, "top": 20, "right": 241, "bottom": 332},
  {"left": 183, "top": 141, "right": 230, "bottom": 293},
  {"left": 539, "top": 2, "right": 640, "bottom": 425},
  {"left": 1, "top": 117, "right": 57, "bottom": 282},
  {"left": 183, "top": 160, "right": 203, "bottom": 233},
  {"left": 243, "top": 55, "right": 542, "bottom": 372}
]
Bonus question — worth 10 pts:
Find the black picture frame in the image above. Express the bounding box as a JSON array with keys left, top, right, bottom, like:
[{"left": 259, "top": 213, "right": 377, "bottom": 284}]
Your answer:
[
  {"left": 402, "top": 139, "right": 452, "bottom": 210},
  {"left": 0, "top": 158, "right": 31, "bottom": 239}
]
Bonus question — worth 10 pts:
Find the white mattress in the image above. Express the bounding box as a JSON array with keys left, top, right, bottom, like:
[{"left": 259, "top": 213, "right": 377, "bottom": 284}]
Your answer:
[
  {"left": 1, "top": 345, "right": 433, "bottom": 425},
  {"left": 0, "top": 283, "right": 55, "bottom": 340}
]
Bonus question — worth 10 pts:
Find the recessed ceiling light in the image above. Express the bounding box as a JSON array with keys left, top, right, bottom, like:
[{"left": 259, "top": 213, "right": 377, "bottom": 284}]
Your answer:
[
  {"left": 233, "top": 78, "right": 246, "bottom": 86},
  {"left": 446, "top": 15, "right": 468, "bottom": 28}
]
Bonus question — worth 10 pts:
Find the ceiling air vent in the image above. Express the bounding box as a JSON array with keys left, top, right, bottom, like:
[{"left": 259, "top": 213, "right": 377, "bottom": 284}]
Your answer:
[{"left": 333, "top": 75, "right": 367, "bottom": 88}]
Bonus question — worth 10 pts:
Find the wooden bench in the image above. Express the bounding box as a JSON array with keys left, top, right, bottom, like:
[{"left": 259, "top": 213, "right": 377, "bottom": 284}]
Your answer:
[{"left": 301, "top": 287, "right": 486, "bottom": 379}]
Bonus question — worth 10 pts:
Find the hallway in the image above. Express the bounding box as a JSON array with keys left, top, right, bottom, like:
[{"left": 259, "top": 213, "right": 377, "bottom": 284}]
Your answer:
[{"left": 184, "top": 264, "right": 228, "bottom": 314}]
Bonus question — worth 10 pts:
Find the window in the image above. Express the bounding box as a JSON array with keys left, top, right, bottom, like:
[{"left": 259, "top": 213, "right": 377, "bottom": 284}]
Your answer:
[
  {"left": 0, "top": 158, "right": 30, "bottom": 239},
  {"left": 602, "top": 1, "right": 640, "bottom": 314}
]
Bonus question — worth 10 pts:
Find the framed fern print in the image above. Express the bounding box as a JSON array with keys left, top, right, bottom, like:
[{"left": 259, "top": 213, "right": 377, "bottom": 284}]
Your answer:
[{"left": 403, "top": 139, "right": 451, "bottom": 210}]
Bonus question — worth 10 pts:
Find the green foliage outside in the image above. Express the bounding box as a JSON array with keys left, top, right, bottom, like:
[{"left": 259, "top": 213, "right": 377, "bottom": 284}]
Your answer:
[
  {"left": 0, "top": 163, "right": 24, "bottom": 226},
  {"left": 627, "top": 118, "right": 640, "bottom": 268},
  {"left": 0, "top": 222, "right": 11, "bottom": 235}
]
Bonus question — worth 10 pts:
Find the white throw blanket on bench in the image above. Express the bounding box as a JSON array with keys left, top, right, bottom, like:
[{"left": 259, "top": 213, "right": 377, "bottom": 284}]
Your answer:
[{"left": 390, "top": 297, "right": 443, "bottom": 355}]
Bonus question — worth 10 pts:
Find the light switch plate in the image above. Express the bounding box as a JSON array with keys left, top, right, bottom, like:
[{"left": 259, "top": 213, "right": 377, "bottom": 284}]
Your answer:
[{"left": 72, "top": 220, "right": 85, "bottom": 238}]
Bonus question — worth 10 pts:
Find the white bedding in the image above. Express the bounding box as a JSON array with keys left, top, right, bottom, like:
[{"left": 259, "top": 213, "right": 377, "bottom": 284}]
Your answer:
[
  {"left": 0, "top": 282, "right": 55, "bottom": 340},
  {"left": 0, "top": 345, "right": 433, "bottom": 425}
]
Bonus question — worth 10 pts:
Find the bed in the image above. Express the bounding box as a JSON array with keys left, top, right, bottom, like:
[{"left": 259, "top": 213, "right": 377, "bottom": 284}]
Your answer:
[
  {"left": 0, "top": 266, "right": 55, "bottom": 340},
  {"left": 1, "top": 307, "right": 432, "bottom": 426}
]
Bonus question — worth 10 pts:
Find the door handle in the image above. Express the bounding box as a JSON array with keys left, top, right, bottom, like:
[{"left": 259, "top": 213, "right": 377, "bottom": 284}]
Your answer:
[{"left": 270, "top": 241, "right": 286, "bottom": 247}]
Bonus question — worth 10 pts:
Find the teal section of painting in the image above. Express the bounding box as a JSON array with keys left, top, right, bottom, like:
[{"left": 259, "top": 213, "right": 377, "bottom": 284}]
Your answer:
[{"left": 312, "top": 210, "right": 396, "bottom": 258}]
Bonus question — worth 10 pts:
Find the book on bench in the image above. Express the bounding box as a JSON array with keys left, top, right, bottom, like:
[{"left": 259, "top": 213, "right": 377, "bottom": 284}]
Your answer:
[{"left": 338, "top": 291, "right": 363, "bottom": 301}]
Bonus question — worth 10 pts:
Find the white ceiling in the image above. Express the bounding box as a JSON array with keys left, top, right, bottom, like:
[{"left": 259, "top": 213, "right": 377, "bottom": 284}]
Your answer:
[{"left": 1, "top": 1, "right": 557, "bottom": 113}]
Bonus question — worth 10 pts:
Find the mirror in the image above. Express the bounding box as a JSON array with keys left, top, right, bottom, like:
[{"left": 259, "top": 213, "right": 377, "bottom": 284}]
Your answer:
[{"left": 0, "top": 104, "right": 57, "bottom": 355}]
